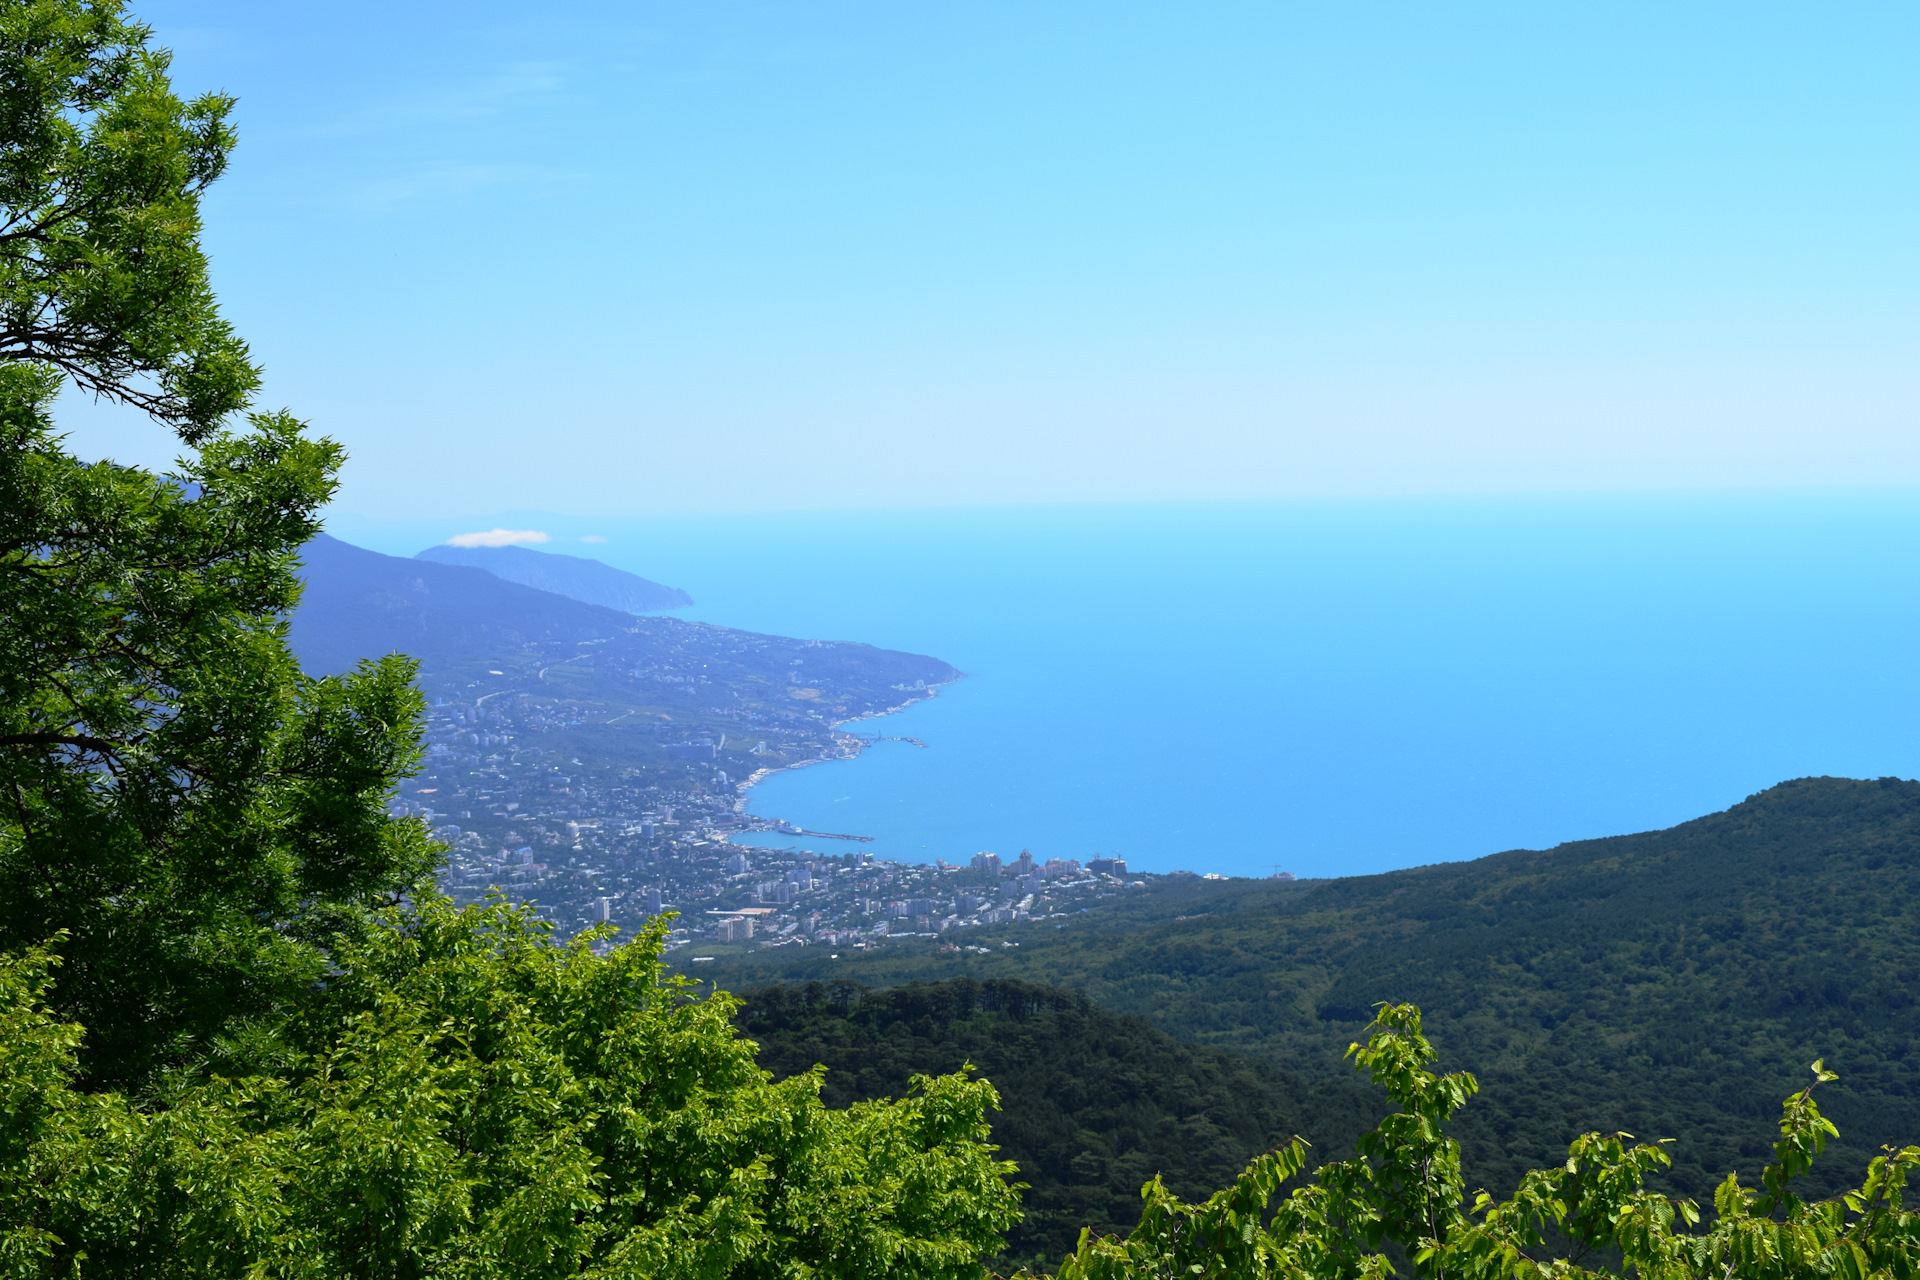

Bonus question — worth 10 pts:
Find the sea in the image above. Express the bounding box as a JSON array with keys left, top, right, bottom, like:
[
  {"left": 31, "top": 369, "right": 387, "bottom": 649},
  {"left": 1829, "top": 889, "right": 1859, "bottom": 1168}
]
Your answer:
[{"left": 334, "top": 490, "right": 1920, "bottom": 880}]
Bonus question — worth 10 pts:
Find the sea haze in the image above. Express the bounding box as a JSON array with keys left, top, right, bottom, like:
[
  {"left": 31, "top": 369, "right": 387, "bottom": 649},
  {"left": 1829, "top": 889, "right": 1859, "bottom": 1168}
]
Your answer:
[{"left": 331, "top": 492, "right": 1920, "bottom": 879}]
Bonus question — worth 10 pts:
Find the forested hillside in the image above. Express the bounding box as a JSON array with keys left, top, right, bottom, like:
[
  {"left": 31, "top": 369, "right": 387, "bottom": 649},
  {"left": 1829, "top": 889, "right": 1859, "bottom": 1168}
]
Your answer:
[
  {"left": 735, "top": 978, "right": 1383, "bottom": 1270},
  {"left": 711, "top": 776, "right": 1920, "bottom": 1204}
]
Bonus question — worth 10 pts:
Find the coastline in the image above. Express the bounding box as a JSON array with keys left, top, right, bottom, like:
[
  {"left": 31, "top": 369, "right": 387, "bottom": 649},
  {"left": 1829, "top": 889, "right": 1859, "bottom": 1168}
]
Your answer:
[{"left": 730, "top": 673, "right": 964, "bottom": 835}]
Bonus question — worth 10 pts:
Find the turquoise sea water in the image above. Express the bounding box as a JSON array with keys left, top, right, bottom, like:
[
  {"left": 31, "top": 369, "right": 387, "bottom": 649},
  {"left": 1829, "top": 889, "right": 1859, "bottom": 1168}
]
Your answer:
[{"left": 336, "top": 492, "right": 1920, "bottom": 879}]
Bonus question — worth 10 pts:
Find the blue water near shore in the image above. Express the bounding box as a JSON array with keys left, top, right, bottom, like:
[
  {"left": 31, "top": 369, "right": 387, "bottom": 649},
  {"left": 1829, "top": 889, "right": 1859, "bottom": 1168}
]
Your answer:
[{"left": 335, "top": 492, "right": 1920, "bottom": 879}]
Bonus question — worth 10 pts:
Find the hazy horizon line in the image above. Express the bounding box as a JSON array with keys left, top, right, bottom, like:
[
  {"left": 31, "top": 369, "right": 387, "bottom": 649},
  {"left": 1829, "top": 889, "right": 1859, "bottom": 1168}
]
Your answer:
[{"left": 325, "top": 480, "right": 1920, "bottom": 530}]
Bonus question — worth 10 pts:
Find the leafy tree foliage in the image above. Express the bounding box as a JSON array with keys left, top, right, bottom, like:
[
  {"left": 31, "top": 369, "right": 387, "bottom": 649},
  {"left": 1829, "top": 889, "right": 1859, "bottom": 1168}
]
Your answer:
[
  {"left": 0, "top": 0, "right": 433, "bottom": 1091},
  {"left": 1049, "top": 1004, "right": 1920, "bottom": 1280},
  {"left": 0, "top": 0, "right": 255, "bottom": 437},
  {"left": 0, "top": 903, "right": 1023, "bottom": 1277},
  {"left": 736, "top": 977, "right": 1382, "bottom": 1270}
]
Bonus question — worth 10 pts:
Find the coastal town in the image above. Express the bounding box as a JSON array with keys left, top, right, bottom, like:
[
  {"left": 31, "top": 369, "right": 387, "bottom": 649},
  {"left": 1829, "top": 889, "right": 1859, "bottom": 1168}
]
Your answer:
[
  {"left": 407, "top": 720, "right": 1178, "bottom": 951},
  {"left": 385, "top": 612, "right": 1222, "bottom": 949}
]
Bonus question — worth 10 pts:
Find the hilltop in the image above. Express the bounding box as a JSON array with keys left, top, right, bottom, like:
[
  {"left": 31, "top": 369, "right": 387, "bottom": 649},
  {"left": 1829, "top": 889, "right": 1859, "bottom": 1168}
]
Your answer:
[{"left": 697, "top": 776, "right": 1920, "bottom": 1204}]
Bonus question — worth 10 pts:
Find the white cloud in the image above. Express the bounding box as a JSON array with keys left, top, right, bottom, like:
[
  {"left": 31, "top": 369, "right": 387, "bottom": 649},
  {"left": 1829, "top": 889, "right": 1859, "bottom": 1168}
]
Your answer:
[
  {"left": 579, "top": 534, "right": 608, "bottom": 543},
  {"left": 446, "top": 528, "right": 550, "bottom": 548}
]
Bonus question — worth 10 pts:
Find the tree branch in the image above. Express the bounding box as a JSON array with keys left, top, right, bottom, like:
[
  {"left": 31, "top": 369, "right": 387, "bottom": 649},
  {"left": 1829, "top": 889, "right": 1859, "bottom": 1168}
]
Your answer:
[{"left": 0, "top": 731, "right": 121, "bottom": 753}]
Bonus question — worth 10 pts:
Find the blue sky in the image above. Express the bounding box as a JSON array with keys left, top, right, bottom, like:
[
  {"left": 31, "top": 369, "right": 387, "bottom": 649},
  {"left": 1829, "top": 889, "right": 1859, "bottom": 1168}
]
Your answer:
[{"left": 79, "top": 2, "right": 1920, "bottom": 516}]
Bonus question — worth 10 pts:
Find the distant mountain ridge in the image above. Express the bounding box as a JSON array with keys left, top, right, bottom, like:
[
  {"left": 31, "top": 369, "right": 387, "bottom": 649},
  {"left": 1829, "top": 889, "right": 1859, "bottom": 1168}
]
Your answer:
[
  {"left": 288, "top": 529, "right": 959, "bottom": 877},
  {"left": 415, "top": 543, "right": 691, "bottom": 613},
  {"left": 291, "top": 533, "right": 953, "bottom": 694},
  {"left": 291, "top": 534, "right": 639, "bottom": 678}
]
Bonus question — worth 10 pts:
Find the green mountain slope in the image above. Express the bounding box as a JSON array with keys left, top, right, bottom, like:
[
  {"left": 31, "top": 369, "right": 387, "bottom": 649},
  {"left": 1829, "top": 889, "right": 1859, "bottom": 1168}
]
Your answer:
[
  {"left": 707, "top": 777, "right": 1920, "bottom": 1204},
  {"left": 734, "top": 978, "right": 1383, "bottom": 1271}
]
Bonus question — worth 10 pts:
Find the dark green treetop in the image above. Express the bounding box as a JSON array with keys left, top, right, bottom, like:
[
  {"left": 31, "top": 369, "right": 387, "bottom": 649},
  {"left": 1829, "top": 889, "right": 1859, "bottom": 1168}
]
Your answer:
[
  {"left": 0, "top": 0, "right": 433, "bottom": 1090},
  {"left": 0, "top": 0, "right": 256, "bottom": 438}
]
